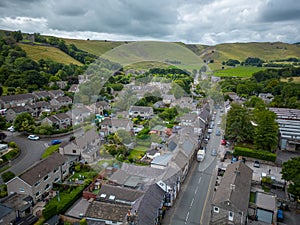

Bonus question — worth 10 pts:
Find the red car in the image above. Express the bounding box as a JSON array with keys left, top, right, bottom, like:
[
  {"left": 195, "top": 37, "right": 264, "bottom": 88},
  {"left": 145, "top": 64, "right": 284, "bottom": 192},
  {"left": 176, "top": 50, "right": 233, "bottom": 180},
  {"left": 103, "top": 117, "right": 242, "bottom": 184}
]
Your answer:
[{"left": 221, "top": 139, "right": 227, "bottom": 145}]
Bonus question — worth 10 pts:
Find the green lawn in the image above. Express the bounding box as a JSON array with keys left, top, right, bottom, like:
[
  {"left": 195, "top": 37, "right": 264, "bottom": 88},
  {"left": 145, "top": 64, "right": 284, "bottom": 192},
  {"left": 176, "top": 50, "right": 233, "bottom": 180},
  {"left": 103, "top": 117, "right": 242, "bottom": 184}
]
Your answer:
[
  {"left": 129, "top": 149, "right": 146, "bottom": 160},
  {"left": 213, "top": 66, "right": 263, "bottom": 78},
  {"left": 42, "top": 144, "right": 60, "bottom": 159}
]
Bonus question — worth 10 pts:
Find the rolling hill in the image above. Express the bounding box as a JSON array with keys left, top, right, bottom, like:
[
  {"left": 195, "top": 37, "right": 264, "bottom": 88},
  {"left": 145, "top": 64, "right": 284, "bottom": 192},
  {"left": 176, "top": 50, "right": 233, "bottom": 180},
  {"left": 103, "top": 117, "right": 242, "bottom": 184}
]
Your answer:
[{"left": 18, "top": 43, "right": 83, "bottom": 65}]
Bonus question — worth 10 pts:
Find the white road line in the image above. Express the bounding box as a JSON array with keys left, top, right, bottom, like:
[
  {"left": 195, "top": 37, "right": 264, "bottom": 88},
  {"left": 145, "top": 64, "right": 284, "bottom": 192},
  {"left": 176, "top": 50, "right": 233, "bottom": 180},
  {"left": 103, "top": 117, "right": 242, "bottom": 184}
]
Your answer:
[
  {"left": 195, "top": 186, "right": 199, "bottom": 194},
  {"left": 190, "top": 198, "right": 195, "bottom": 208},
  {"left": 198, "top": 176, "right": 202, "bottom": 183},
  {"left": 185, "top": 211, "right": 190, "bottom": 222}
]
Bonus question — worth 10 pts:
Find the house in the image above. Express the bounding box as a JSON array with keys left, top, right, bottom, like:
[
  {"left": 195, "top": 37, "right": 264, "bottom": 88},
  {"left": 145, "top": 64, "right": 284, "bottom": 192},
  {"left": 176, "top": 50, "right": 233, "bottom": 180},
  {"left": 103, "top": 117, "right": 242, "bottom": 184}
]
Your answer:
[
  {"left": 151, "top": 153, "right": 173, "bottom": 169},
  {"left": 0, "top": 193, "right": 37, "bottom": 224},
  {"left": 100, "top": 118, "right": 133, "bottom": 136},
  {"left": 258, "top": 93, "right": 274, "bottom": 104},
  {"left": 68, "top": 84, "right": 79, "bottom": 93},
  {"left": 0, "top": 93, "right": 36, "bottom": 109},
  {"left": 6, "top": 152, "right": 68, "bottom": 203},
  {"left": 59, "top": 141, "right": 81, "bottom": 164},
  {"left": 128, "top": 106, "right": 154, "bottom": 119},
  {"left": 5, "top": 106, "right": 30, "bottom": 122},
  {"left": 48, "top": 90, "right": 65, "bottom": 99},
  {"left": 75, "top": 128, "right": 101, "bottom": 163},
  {"left": 94, "top": 101, "right": 111, "bottom": 115},
  {"left": 210, "top": 161, "right": 253, "bottom": 225},
  {"left": 248, "top": 191, "right": 278, "bottom": 224},
  {"left": 66, "top": 105, "right": 91, "bottom": 126},
  {"left": 0, "top": 204, "right": 15, "bottom": 225},
  {"left": 178, "top": 113, "right": 198, "bottom": 127},
  {"left": 150, "top": 125, "right": 168, "bottom": 137},
  {"left": 42, "top": 113, "right": 71, "bottom": 129},
  {"left": 26, "top": 101, "right": 51, "bottom": 117},
  {"left": 32, "top": 91, "right": 52, "bottom": 100},
  {"left": 50, "top": 96, "right": 72, "bottom": 110},
  {"left": 162, "top": 94, "right": 175, "bottom": 105}
]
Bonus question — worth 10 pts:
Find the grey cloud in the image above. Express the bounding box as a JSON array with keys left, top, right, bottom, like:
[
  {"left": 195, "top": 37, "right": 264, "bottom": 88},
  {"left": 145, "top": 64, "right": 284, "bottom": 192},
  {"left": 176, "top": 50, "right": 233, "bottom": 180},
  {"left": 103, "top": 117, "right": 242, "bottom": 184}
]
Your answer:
[{"left": 259, "top": 0, "right": 300, "bottom": 22}]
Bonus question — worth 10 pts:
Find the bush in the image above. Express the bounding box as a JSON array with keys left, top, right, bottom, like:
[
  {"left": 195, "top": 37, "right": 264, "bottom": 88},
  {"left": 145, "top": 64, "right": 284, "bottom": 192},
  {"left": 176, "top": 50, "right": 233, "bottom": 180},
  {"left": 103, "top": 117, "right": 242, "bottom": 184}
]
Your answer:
[
  {"left": 234, "top": 147, "right": 276, "bottom": 162},
  {"left": 42, "top": 204, "right": 57, "bottom": 220},
  {"left": 2, "top": 171, "right": 15, "bottom": 182}
]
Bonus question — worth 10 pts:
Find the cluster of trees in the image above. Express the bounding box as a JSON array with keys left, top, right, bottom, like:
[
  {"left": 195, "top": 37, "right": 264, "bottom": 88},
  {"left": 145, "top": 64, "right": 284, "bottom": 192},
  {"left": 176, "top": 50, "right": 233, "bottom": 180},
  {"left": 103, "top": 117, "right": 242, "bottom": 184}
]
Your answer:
[
  {"left": 222, "top": 59, "right": 240, "bottom": 67},
  {"left": 0, "top": 35, "right": 84, "bottom": 93},
  {"left": 226, "top": 103, "right": 278, "bottom": 151},
  {"left": 220, "top": 66, "right": 300, "bottom": 109}
]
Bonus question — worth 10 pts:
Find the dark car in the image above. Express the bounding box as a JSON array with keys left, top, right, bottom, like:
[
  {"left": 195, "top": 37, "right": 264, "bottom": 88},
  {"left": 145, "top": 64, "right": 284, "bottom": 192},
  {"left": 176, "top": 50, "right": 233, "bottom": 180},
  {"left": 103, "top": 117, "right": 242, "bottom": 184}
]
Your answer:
[
  {"left": 51, "top": 140, "right": 62, "bottom": 145},
  {"left": 253, "top": 160, "right": 260, "bottom": 168}
]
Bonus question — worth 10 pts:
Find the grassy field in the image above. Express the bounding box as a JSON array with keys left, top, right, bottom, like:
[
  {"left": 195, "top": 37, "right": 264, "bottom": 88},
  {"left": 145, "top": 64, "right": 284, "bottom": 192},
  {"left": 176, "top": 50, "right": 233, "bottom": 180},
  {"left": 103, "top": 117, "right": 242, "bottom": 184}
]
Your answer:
[
  {"left": 18, "top": 43, "right": 83, "bottom": 65},
  {"left": 63, "top": 38, "right": 124, "bottom": 56},
  {"left": 213, "top": 66, "right": 263, "bottom": 78}
]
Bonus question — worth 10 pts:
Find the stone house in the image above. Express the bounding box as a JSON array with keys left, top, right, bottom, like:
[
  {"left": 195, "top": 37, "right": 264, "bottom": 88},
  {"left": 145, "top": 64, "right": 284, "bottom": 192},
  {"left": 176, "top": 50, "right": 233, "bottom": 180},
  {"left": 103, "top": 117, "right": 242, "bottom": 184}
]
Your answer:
[
  {"left": 0, "top": 93, "right": 36, "bottom": 109},
  {"left": 6, "top": 152, "right": 68, "bottom": 203},
  {"left": 41, "top": 113, "right": 71, "bottom": 129},
  {"left": 128, "top": 106, "right": 154, "bottom": 119}
]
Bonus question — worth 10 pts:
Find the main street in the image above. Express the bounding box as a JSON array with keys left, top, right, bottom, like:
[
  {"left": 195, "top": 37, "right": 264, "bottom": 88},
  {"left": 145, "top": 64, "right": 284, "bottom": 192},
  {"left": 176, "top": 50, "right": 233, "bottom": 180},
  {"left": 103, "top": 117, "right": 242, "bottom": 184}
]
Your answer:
[{"left": 164, "top": 109, "right": 223, "bottom": 225}]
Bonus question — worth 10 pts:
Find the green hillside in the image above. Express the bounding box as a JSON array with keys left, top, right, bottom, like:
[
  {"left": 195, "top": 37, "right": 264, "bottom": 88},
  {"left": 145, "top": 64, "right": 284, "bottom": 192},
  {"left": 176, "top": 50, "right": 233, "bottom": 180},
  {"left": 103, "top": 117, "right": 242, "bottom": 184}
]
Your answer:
[
  {"left": 63, "top": 38, "right": 124, "bottom": 56},
  {"left": 201, "top": 42, "right": 300, "bottom": 70},
  {"left": 18, "top": 43, "right": 83, "bottom": 65}
]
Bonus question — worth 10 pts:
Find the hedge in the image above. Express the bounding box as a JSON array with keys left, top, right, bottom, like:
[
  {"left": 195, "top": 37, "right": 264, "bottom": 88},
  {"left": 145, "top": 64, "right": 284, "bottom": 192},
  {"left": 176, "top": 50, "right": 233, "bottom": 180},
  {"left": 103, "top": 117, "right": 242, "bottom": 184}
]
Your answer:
[{"left": 233, "top": 147, "right": 277, "bottom": 162}]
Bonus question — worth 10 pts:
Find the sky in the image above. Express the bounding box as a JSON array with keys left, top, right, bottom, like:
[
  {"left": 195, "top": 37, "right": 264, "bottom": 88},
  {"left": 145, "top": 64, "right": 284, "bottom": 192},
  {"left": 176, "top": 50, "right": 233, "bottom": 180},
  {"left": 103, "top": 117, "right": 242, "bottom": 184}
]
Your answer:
[{"left": 0, "top": 0, "right": 300, "bottom": 45}]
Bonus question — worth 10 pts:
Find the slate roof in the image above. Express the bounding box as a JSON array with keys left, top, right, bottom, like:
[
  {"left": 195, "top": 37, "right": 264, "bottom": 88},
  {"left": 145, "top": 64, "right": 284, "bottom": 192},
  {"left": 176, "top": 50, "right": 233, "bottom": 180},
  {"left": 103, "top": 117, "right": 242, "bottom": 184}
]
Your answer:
[
  {"left": 151, "top": 153, "right": 173, "bottom": 167},
  {"left": 18, "top": 152, "right": 66, "bottom": 186},
  {"left": 132, "top": 183, "right": 165, "bottom": 225},
  {"left": 121, "top": 163, "right": 164, "bottom": 179},
  {"left": 8, "top": 106, "right": 27, "bottom": 113},
  {"left": 101, "top": 118, "right": 131, "bottom": 128},
  {"left": 97, "top": 184, "right": 144, "bottom": 204},
  {"left": 0, "top": 203, "right": 13, "bottom": 219},
  {"left": 32, "top": 91, "right": 52, "bottom": 99},
  {"left": 212, "top": 161, "right": 253, "bottom": 213},
  {"left": 85, "top": 201, "right": 130, "bottom": 223},
  {"left": 173, "top": 150, "right": 188, "bottom": 169},
  {"left": 0, "top": 93, "right": 35, "bottom": 103},
  {"left": 53, "top": 112, "right": 70, "bottom": 120},
  {"left": 129, "top": 106, "right": 153, "bottom": 113}
]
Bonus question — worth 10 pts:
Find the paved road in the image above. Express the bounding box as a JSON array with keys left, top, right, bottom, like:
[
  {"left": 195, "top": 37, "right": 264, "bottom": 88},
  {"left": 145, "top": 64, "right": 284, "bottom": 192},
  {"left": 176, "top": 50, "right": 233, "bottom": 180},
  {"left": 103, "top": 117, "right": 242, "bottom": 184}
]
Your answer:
[
  {"left": 0, "top": 131, "right": 77, "bottom": 184},
  {"left": 164, "top": 110, "right": 223, "bottom": 225}
]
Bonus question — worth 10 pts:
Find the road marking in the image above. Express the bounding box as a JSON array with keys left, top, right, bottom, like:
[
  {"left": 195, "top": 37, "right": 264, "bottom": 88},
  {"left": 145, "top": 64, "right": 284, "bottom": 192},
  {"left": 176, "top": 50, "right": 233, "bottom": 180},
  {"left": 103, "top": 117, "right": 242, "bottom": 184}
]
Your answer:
[
  {"left": 190, "top": 198, "right": 195, "bottom": 208},
  {"left": 185, "top": 211, "right": 190, "bottom": 224},
  {"left": 198, "top": 176, "right": 202, "bottom": 183},
  {"left": 195, "top": 186, "right": 199, "bottom": 194},
  {"left": 200, "top": 166, "right": 216, "bottom": 224}
]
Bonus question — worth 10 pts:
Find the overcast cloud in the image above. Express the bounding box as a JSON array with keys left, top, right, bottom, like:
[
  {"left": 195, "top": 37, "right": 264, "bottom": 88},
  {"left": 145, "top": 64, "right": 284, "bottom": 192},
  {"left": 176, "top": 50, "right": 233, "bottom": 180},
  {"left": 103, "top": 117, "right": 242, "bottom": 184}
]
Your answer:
[{"left": 0, "top": 0, "right": 299, "bottom": 44}]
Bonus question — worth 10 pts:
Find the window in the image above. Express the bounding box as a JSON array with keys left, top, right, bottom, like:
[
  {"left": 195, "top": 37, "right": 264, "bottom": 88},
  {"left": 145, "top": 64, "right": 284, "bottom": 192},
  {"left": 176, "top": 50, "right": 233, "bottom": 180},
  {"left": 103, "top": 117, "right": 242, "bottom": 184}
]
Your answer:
[
  {"left": 53, "top": 168, "right": 58, "bottom": 173},
  {"left": 54, "top": 177, "right": 60, "bottom": 182},
  {"left": 44, "top": 175, "right": 49, "bottom": 181},
  {"left": 19, "top": 188, "right": 25, "bottom": 193},
  {"left": 34, "top": 181, "right": 40, "bottom": 187},
  {"left": 35, "top": 191, "right": 41, "bottom": 198},
  {"left": 213, "top": 207, "right": 219, "bottom": 213},
  {"left": 72, "top": 150, "right": 77, "bottom": 153},
  {"left": 228, "top": 211, "right": 234, "bottom": 221},
  {"left": 44, "top": 183, "right": 51, "bottom": 190}
]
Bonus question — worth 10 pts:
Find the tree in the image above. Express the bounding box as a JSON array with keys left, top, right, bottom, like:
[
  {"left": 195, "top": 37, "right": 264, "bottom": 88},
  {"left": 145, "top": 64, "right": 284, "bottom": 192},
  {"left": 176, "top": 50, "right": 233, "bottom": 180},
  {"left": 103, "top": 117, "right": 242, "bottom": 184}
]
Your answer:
[
  {"left": 253, "top": 110, "right": 278, "bottom": 151},
  {"left": 1, "top": 171, "right": 15, "bottom": 182},
  {"left": 12, "top": 30, "right": 23, "bottom": 42},
  {"left": 225, "top": 103, "right": 254, "bottom": 143},
  {"left": 0, "top": 86, "right": 3, "bottom": 96},
  {"left": 13, "top": 113, "right": 35, "bottom": 132},
  {"left": 282, "top": 157, "right": 300, "bottom": 197}
]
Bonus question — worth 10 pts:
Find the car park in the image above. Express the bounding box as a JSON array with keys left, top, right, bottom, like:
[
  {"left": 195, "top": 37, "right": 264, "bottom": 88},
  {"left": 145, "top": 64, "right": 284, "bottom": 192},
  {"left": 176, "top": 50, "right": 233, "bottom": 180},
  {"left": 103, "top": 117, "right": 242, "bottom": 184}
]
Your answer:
[
  {"left": 28, "top": 135, "right": 40, "bottom": 140},
  {"left": 211, "top": 149, "right": 217, "bottom": 156},
  {"left": 51, "top": 139, "right": 62, "bottom": 145},
  {"left": 253, "top": 160, "right": 260, "bottom": 168}
]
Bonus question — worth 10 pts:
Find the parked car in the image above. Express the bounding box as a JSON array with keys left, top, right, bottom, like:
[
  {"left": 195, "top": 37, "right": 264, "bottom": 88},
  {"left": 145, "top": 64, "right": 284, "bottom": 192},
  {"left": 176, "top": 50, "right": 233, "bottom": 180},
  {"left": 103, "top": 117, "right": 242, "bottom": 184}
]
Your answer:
[
  {"left": 51, "top": 139, "right": 62, "bottom": 145},
  {"left": 253, "top": 160, "right": 260, "bottom": 168},
  {"left": 216, "top": 130, "right": 221, "bottom": 136},
  {"left": 7, "top": 126, "right": 15, "bottom": 132},
  {"left": 211, "top": 149, "right": 217, "bottom": 156},
  {"left": 28, "top": 135, "right": 40, "bottom": 140},
  {"left": 231, "top": 156, "right": 238, "bottom": 163},
  {"left": 221, "top": 139, "right": 227, "bottom": 145}
]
